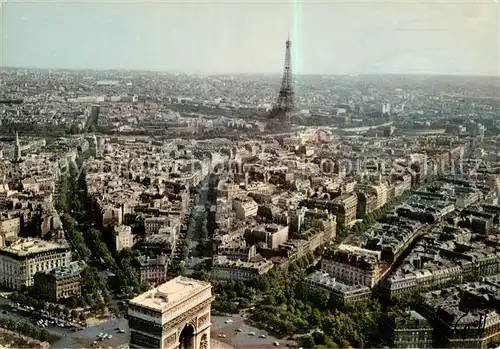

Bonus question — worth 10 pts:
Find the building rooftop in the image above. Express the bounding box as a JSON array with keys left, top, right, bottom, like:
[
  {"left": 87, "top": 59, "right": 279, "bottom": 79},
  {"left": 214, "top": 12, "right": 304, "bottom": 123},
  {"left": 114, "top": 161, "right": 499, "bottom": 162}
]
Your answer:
[
  {"left": 213, "top": 256, "right": 273, "bottom": 270},
  {"left": 0, "top": 238, "right": 69, "bottom": 256},
  {"left": 137, "top": 254, "right": 168, "bottom": 266},
  {"left": 38, "top": 261, "right": 84, "bottom": 279},
  {"left": 389, "top": 309, "right": 432, "bottom": 329},
  {"left": 129, "top": 276, "right": 211, "bottom": 313},
  {"left": 420, "top": 282, "right": 500, "bottom": 328},
  {"left": 306, "top": 271, "right": 371, "bottom": 293}
]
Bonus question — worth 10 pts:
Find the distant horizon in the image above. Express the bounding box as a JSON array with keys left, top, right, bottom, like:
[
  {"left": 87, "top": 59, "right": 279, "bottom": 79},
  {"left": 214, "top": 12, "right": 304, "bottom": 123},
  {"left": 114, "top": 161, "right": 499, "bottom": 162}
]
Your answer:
[
  {"left": 2, "top": 65, "right": 500, "bottom": 79},
  {"left": 2, "top": 1, "right": 498, "bottom": 76}
]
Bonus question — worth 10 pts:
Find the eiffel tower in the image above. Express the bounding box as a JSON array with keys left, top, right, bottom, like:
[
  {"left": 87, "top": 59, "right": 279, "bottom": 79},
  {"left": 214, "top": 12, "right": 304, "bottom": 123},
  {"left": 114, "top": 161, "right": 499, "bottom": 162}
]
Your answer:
[{"left": 270, "top": 35, "right": 294, "bottom": 122}]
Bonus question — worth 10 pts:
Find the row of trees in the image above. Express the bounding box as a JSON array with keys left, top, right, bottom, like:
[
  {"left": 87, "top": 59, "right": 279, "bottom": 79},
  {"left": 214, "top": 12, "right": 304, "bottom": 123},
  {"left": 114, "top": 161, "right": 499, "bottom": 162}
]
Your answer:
[
  {"left": 115, "top": 248, "right": 149, "bottom": 296},
  {"left": 297, "top": 300, "right": 383, "bottom": 349},
  {"left": 0, "top": 329, "right": 39, "bottom": 348},
  {"left": 173, "top": 180, "right": 216, "bottom": 278},
  {"left": 55, "top": 156, "right": 145, "bottom": 310},
  {"left": 212, "top": 281, "right": 255, "bottom": 314},
  {"left": 55, "top": 160, "right": 114, "bottom": 312},
  {"left": 169, "top": 209, "right": 197, "bottom": 277},
  {"left": 56, "top": 157, "right": 140, "bottom": 311},
  {"left": 351, "top": 205, "right": 392, "bottom": 234},
  {"left": 60, "top": 214, "right": 91, "bottom": 260},
  {"left": 57, "top": 214, "right": 112, "bottom": 311},
  {"left": 204, "top": 177, "right": 218, "bottom": 255},
  {"left": 83, "top": 227, "right": 145, "bottom": 297},
  {"left": 55, "top": 159, "right": 88, "bottom": 221},
  {"left": 0, "top": 317, "right": 61, "bottom": 344},
  {"left": 197, "top": 209, "right": 209, "bottom": 242},
  {"left": 194, "top": 204, "right": 212, "bottom": 257},
  {"left": 9, "top": 293, "right": 88, "bottom": 321},
  {"left": 78, "top": 267, "right": 112, "bottom": 311}
]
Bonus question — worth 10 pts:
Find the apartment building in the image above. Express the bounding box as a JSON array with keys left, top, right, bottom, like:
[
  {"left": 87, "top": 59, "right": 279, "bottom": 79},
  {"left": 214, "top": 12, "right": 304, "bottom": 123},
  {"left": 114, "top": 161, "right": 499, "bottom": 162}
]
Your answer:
[
  {"left": 356, "top": 191, "right": 378, "bottom": 218},
  {"left": 417, "top": 281, "right": 500, "bottom": 349},
  {"left": 218, "top": 181, "right": 240, "bottom": 200},
  {"left": 487, "top": 174, "right": 500, "bottom": 190},
  {"left": 246, "top": 224, "right": 289, "bottom": 250},
  {"left": 297, "top": 208, "right": 337, "bottom": 243},
  {"left": 113, "top": 224, "right": 135, "bottom": 252},
  {"left": 355, "top": 182, "right": 388, "bottom": 210},
  {"left": 455, "top": 189, "right": 480, "bottom": 210},
  {"left": 212, "top": 256, "right": 274, "bottom": 282},
  {"left": 178, "top": 170, "right": 201, "bottom": 188},
  {"left": 233, "top": 198, "right": 258, "bottom": 220},
  {"left": 137, "top": 254, "right": 169, "bottom": 286},
  {"left": 0, "top": 214, "right": 20, "bottom": 241},
  {"left": 386, "top": 230, "right": 500, "bottom": 300},
  {"left": 379, "top": 309, "right": 433, "bottom": 349},
  {"left": 321, "top": 248, "right": 383, "bottom": 288},
  {"left": 0, "top": 183, "right": 9, "bottom": 212},
  {"left": 34, "top": 261, "right": 83, "bottom": 302},
  {"left": 144, "top": 216, "right": 169, "bottom": 236},
  {"left": 101, "top": 204, "right": 125, "bottom": 228},
  {"left": 303, "top": 271, "right": 371, "bottom": 306},
  {"left": 393, "top": 174, "right": 412, "bottom": 198},
  {"left": 332, "top": 193, "right": 358, "bottom": 228},
  {"left": 0, "top": 238, "right": 71, "bottom": 290},
  {"left": 217, "top": 245, "right": 257, "bottom": 262},
  {"left": 279, "top": 229, "right": 325, "bottom": 257}
]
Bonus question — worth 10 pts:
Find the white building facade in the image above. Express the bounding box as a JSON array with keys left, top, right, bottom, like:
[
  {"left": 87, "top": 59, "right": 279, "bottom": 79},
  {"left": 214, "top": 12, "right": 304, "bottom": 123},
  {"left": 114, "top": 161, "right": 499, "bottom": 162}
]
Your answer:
[{"left": 0, "top": 238, "right": 72, "bottom": 290}]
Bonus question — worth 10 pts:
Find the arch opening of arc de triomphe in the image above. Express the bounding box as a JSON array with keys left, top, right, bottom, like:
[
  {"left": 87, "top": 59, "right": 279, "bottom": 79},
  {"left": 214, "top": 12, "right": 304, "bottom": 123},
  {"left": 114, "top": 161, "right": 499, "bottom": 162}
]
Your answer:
[{"left": 128, "top": 276, "right": 212, "bottom": 349}]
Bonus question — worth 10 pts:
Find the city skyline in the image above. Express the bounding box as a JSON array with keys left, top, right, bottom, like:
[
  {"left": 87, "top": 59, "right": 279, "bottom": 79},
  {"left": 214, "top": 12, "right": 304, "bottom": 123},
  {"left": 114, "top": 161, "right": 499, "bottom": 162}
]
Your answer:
[{"left": 1, "top": 1, "right": 499, "bottom": 76}]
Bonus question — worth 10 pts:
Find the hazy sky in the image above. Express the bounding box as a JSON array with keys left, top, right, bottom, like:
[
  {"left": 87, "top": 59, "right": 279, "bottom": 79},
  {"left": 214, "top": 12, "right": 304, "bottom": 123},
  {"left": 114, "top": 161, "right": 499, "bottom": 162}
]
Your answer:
[{"left": 1, "top": 0, "right": 499, "bottom": 75}]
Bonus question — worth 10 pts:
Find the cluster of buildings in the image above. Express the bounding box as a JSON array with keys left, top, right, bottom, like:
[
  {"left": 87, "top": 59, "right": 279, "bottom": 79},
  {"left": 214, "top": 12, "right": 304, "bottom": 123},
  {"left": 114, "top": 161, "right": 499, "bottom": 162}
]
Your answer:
[
  {"left": 2, "top": 67, "right": 500, "bottom": 349},
  {"left": 0, "top": 238, "right": 73, "bottom": 292},
  {"left": 4, "top": 68, "right": 499, "bottom": 141},
  {"left": 207, "top": 130, "right": 500, "bottom": 311},
  {"left": 416, "top": 275, "right": 500, "bottom": 348},
  {"left": 0, "top": 138, "right": 85, "bottom": 298},
  {"left": 383, "top": 275, "right": 500, "bottom": 349},
  {"left": 83, "top": 136, "right": 221, "bottom": 285},
  {"left": 384, "top": 202, "right": 500, "bottom": 299},
  {"left": 0, "top": 135, "right": 89, "bottom": 296},
  {"left": 209, "top": 134, "right": 350, "bottom": 281},
  {"left": 0, "top": 130, "right": 210, "bottom": 295}
]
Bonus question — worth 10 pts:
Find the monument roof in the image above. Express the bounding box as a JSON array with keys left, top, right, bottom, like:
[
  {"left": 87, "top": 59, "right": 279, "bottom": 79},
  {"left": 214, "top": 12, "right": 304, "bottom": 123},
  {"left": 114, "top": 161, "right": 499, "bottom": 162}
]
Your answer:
[{"left": 129, "top": 276, "right": 211, "bottom": 313}]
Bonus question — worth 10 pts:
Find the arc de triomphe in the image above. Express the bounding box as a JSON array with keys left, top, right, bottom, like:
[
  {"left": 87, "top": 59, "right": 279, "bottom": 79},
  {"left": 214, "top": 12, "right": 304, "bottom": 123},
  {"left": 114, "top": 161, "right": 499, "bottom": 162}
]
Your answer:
[{"left": 128, "top": 276, "right": 213, "bottom": 349}]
